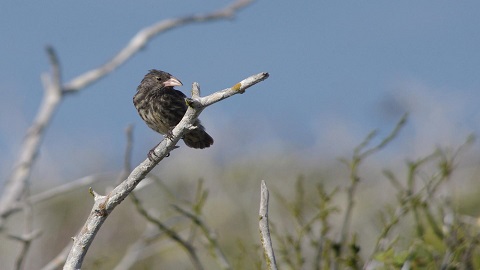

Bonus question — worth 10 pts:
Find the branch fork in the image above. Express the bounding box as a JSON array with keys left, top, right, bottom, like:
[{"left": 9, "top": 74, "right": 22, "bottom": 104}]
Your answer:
[{"left": 64, "top": 72, "right": 269, "bottom": 269}]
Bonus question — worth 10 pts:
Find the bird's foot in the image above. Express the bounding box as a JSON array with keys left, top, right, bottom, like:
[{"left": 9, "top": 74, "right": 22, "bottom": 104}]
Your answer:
[
  {"left": 148, "top": 147, "right": 170, "bottom": 161},
  {"left": 148, "top": 142, "right": 171, "bottom": 161},
  {"left": 164, "top": 129, "right": 174, "bottom": 140},
  {"left": 148, "top": 145, "right": 159, "bottom": 161},
  {"left": 148, "top": 141, "right": 176, "bottom": 161}
]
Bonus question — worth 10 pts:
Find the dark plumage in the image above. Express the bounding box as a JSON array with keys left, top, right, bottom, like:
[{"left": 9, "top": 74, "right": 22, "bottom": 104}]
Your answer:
[{"left": 133, "top": 70, "right": 214, "bottom": 155}]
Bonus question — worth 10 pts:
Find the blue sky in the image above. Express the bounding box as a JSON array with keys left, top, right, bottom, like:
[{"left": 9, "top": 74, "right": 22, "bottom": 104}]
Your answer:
[{"left": 1, "top": 1, "right": 480, "bottom": 180}]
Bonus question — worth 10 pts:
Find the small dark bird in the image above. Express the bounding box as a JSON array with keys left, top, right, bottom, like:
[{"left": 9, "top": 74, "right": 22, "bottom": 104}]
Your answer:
[{"left": 133, "top": 70, "right": 214, "bottom": 157}]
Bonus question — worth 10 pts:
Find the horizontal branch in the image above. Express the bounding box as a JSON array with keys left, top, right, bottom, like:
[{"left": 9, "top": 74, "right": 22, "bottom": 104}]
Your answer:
[{"left": 198, "top": 72, "right": 270, "bottom": 107}]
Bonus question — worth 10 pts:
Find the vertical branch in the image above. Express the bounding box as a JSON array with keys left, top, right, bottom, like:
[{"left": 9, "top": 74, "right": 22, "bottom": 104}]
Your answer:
[
  {"left": 337, "top": 156, "right": 361, "bottom": 254},
  {"left": 14, "top": 190, "right": 35, "bottom": 270},
  {"left": 9, "top": 193, "right": 41, "bottom": 270},
  {"left": 334, "top": 115, "right": 406, "bottom": 269},
  {"left": 42, "top": 125, "right": 135, "bottom": 270},
  {"left": 0, "top": 46, "right": 63, "bottom": 227},
  {"left": 172, "top": 205, "right": 232, "bottom": 270},
  {"left": 259, "top": 180, "right": 278, "bottom": 270},
  {"left": 123, "top": 125, "right": 134, "bottom": 174}
]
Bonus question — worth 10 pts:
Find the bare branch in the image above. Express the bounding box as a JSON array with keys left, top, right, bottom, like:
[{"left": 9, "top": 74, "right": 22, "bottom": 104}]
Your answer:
[
  {"left": 130, "top": 193, "right": 203, "bottom": 270},
  {"left": 0, "top": 0, "right": 260, "bottom": 268},
  {"left": 32, "top": 174, "right": 111, "bottom": 205},
  {"left": 113, "top": 224, "right": 161, "bottom": 270},
  {"left": 0, "top": 0, "right": 256, "bottom": 229},
  {"left": 172, "top": 205, "right": 231, "bottom": 270},
  {"left": 259, "top": 180, "right": 278, "bottom": 270},
  {"left": 63, "top": 0, "right": 254, "bottom": 92},
  {"left": 113, "top": 125, "right": 176, "bottom": 270},
  {"left": 14, "top": 190, "right": 37, "bottom": 270},
  {"left": 197, "top": 72, "right": 269, "bottom": 107},
  {"left": 63, "top": 72, "right": 269, "bottom": 269},
  {"left": 41, "top": 243, "right": 72, "bottom": 270},
  {"left": 41, "top": 125, "right": 136, "bottom": 270},
  {"left": 334, "top": 115, "right": 407, "bottom": 270},
  {"left": 0, "top": 46, "right": 63, "bottom": 228},
  {"left": 123, "top": 125, "right": 134, "bottom": 175},
  {"left": 9, "top": 229, "right": 42, "bottom": 270}
]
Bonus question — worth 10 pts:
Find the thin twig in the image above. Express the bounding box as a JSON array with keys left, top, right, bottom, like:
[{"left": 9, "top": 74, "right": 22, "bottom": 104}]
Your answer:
[
  {"left": 259, "top": 180, "right": 278, "bottom": 270},
  {"left": 124, "top": 125, "right": 134, "bottom": 174},
  {"left": 130, "top": 193, "right": 204, "bottom": 270},
  {"left": 13, "top": 189, "right": 37, "bottom": 270},
  {"left": 8, "top": 229, "right": 42, "bottom": 270},
  {"left": 172, "top": 205, "right": 232, "bottom": 270},
  {"left": 29, "top": 173, "right": 112, "bottom": 205},
  {"left": 40, "top": 243, "right": 73, "bottom": 270},
  {"left": 334, "top": 114, "right": 406, "bottom": 270},
  {"left": 116, "top": 124, "right": 134, "bottom": 185},
  {"left": 113, "top": 224, "right": 162, "bottom": 270},
  {"left": 42, "top": 126, "right": 137, "bottom": 270}
]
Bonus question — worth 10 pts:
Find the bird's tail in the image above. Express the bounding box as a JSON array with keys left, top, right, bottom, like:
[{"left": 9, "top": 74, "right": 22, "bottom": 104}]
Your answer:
[{"left": 183, "top": 125, "right": 214, "bottom": 149}]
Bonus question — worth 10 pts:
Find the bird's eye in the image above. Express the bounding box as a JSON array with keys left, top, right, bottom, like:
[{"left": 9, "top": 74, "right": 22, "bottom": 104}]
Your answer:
[{"left": 155, "top": 76, "right": 161, "bottom": 81}]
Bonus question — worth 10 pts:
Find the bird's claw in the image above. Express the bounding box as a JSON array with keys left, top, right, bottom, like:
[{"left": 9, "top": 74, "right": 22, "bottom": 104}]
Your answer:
[
  {"left": 165, "top": 130, "right": 174, "bottom": 140},
  {"left": 148, "top": 149, "right": 158, "bottom": 161},
  {"left": 148, "top": 148, "right": 170, "bottom": 161}
]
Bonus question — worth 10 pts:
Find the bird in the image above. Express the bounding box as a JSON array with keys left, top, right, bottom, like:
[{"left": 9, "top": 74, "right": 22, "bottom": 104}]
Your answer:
[{"left": 133, "top": 69, "right": 214, "bottom": 158}]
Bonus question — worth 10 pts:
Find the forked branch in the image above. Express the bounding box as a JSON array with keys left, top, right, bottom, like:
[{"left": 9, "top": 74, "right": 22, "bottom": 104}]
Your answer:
[{"left": 63, "top": 72, "right": 269, "bottom": 269}]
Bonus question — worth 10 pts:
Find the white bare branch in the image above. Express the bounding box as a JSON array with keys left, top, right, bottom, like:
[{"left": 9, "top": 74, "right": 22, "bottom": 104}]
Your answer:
[
  {"left": 63, "top": 0, "right": 254, "bottom": 92},
  {"left": 259, "top": 180, "right": 278, "bottom": 270},
  {"left": 113, "top": 224, "right": 161, "bottom": 270},
  {"left": 0, "top": 46, "right": 62, "bottom": 227},
  {"left": 0, "top": 0, "right": 255, "bottom": 230},
  {"left": 63, "top": 72, "right": 269, "bottom": 269}
]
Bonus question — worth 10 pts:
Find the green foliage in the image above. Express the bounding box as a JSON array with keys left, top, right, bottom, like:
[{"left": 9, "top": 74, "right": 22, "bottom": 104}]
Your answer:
[{"left": 267, "top": 116, "right": 480, "bottom": 269}]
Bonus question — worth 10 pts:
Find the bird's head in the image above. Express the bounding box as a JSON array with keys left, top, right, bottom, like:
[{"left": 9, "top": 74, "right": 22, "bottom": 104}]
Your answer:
[{"left": 143, "top": 69, "right": 183, "bottom": 89}]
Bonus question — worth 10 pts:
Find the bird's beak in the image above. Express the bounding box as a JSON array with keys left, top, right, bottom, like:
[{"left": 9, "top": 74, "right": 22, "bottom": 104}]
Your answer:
[{"left": 163, "top": 76, "right": 183, "bottom": 87}]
